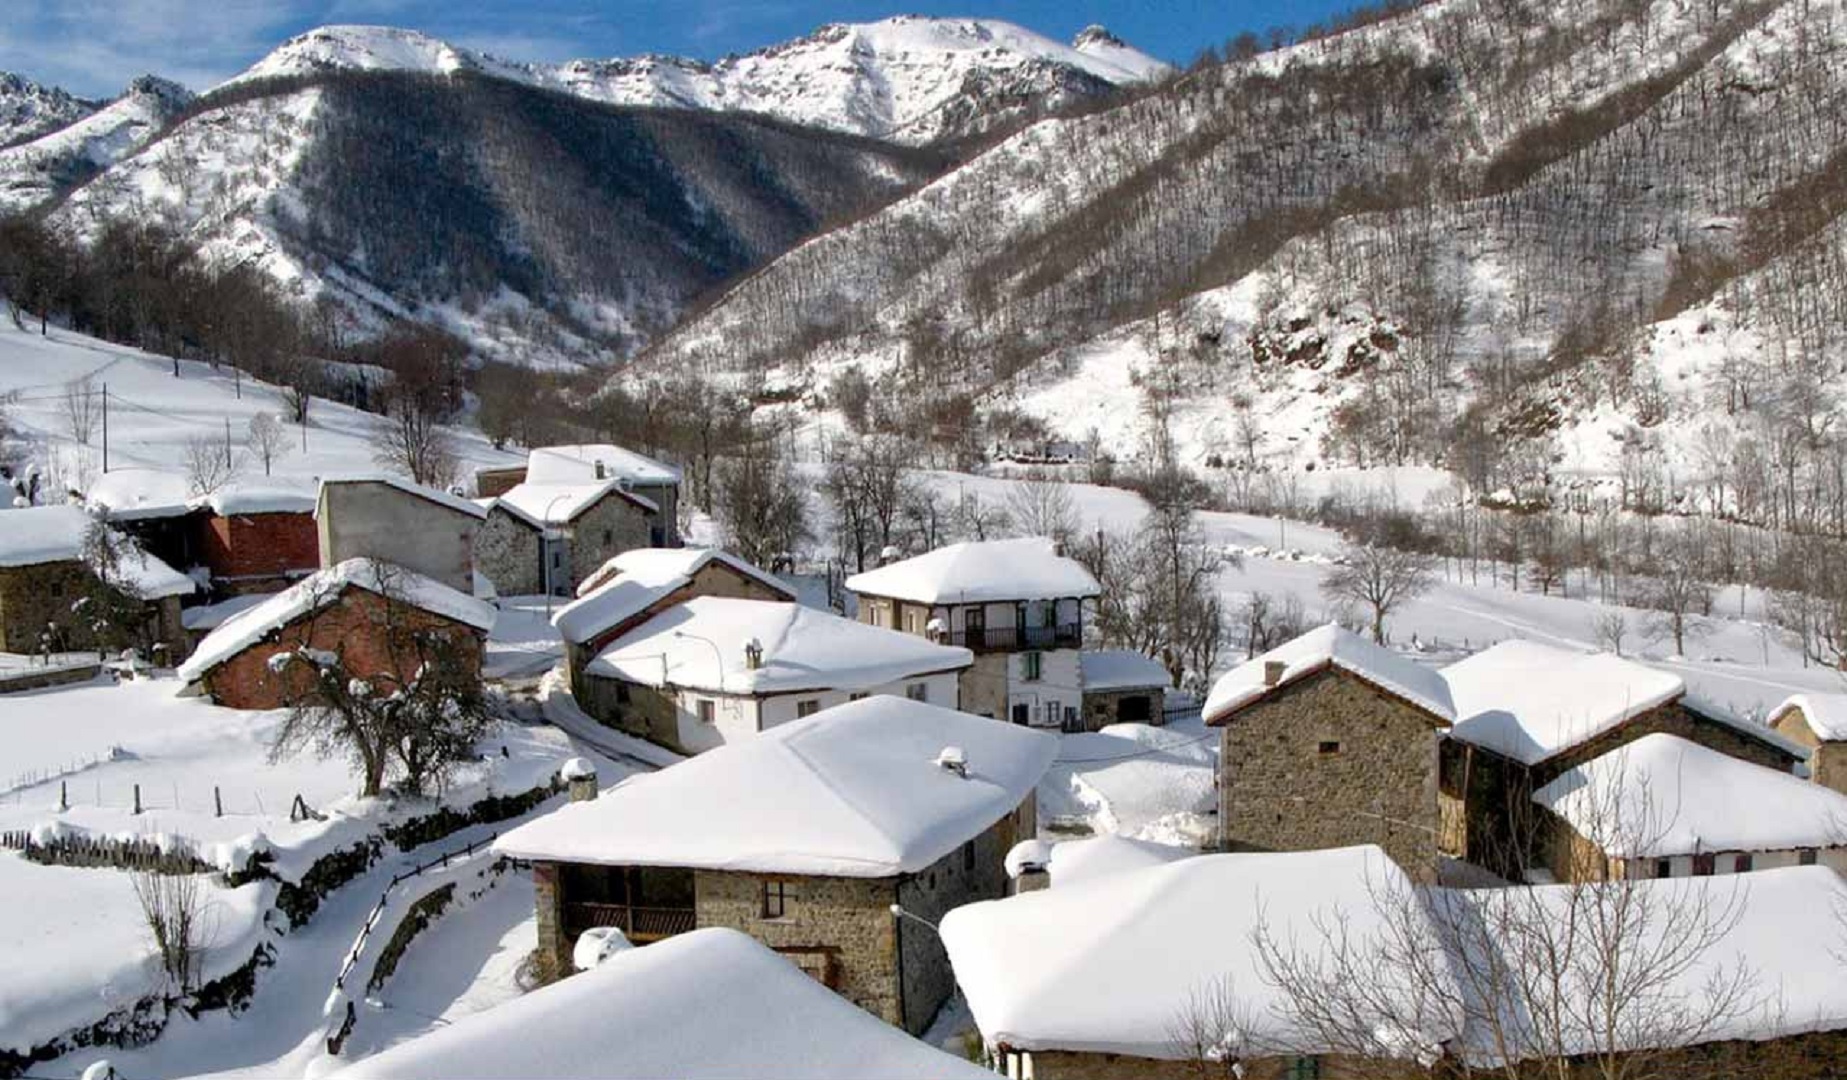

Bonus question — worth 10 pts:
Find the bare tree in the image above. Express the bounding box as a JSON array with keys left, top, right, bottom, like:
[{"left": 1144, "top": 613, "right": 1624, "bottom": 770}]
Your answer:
[
  {"left": 369, "top": 329, "right": 463, "bottom": 489},
  {"left": 268, "top": 564, "right": 491, "bottom": 797},
  {"left": 1240, "top": 590, "right": 1307, "bottom": 658},
  {"left": 63, "top": 377, "right": 100, "bottom": 446},
  {"left": 715, "top": 424, "right": 810, "bottom": 572},
  {"left": 1592, "top": 608, "right": 1631, "bottom": 657},
  {"left": 1005, "top": 474, "right": 1079, "bottom": 545},
  {"left": 131, "top": 870, "right": 209, "bottom": 993},
  {"left": 245, "top": 411, "right": 288, "bottom": 476},
  {"left": 1321, "top": 538, "right": 1437, "bottom": 644},
  {"left": 184, "top": 433, "right": 239, "bottom": 496},
  {"left": 1637, "top": 528, "right": 1712, "bottom": 658}
]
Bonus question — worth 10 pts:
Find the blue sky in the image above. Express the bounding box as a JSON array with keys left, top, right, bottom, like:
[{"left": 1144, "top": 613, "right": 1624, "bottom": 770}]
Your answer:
[{"left": 2, "top": 1, "right": 1367, "bottom": 99}]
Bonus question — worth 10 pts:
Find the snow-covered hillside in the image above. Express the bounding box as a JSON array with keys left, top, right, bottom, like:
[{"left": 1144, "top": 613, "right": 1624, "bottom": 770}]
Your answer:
[
  {"left": 230, "top": 18, "right": 1170, "bottom": 145},
  {"left": 0, "top": 71, "right": 96, "bottom": 148},
  {"left": 0, "top": 75, "right": 193, "bottom": 214}
]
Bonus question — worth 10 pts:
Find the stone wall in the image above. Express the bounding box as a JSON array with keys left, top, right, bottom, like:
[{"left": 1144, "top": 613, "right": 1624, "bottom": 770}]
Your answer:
[
  {"left": 0, "top": 560, "right": 185, "bottom": 660},
  {"left": 532, "top": 861, "right": 567, "bottom": 981},
  {"left": 630, "top": 482, "right": 679, "bottom": 545},
  {"left": 199, "top": 585, "right": 484, "bottom": 710},
  {"left": 1218, "top": 668, "right": 1444, "bottom": 881},
  {"left": 961, "top": 652, "right": 1011, "bottom": 722},
  {"left": 578, "top": 677, "right": 698, "bottom": 754},
  {"left": 1773, "top": 708, "right": 1847, "bottom": 796},
  {"left": 1081, "top": 686, "right": 1164, "bottom": 732},
  {"left": 565, "top": 562, "right": 791, "bottom": 691},
  {"left": 475, "top": 507, "right": 542, "bottom": 597},
  {"left": 1536, "top": 701, "right": 1798, "bottom": 785},
  {"left": 1438, "top": 739, "right": 1534, "bottom": 879},
  {"left": 895, "top": 814, "right": 1014, "bottom": 1034},
  {"left": 564, "top": 494, "right": 652, "bottom": 589},
  {"left": 694, "top": 869, "right": 902, "bottom": 1028}
]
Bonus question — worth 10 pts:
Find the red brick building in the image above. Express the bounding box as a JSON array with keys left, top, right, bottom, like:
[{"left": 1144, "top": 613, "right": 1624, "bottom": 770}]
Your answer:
[
  {"left": 192, "top": 491, "right": 320, "bottom": 595},
  {"left": 177, "top": 558, "right": 496, "bottom": 710}
]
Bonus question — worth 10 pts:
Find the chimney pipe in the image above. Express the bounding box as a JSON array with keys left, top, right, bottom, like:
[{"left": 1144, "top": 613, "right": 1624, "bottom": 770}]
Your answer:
[
  {"left": 594, "top": 460, "right": 607, "bottom": 480},
  {"left": 744, "top": 637, "right": 764, "bottom": 670},
  {"left": 1014, "top": 866, "right": 1051, "bottom": 894},
  {"left": 1263, "top": 660, "right": 1287, "bottom": 687}
]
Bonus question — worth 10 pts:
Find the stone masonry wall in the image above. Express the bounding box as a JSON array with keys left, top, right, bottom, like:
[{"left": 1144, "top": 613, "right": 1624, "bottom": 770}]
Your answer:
[
  {"left": 694, "top": 869, "right": 901, "bottom": 1028},
  {"left": 1218, "top": 668, "right": 1443, "bottom": 881},
  {"left": 1535, "top": 701, "right": 1798, "bottom": 785},
  {"left": 961, "top": 652, "right": 1011, "bottom": 722},
  {"left": 475, "top": 507, "right": 542, "bottom": 597},
  {"left": 200, "top": 586, "right": 484, "bottom": 710},
  {"left": 1081, "top": 687, "right": 1164, "bottom": 732},
  {"left": 562, "top": 495, "right": 651, "bottom": 591},
  {"left": 895, "top": 813, "right": 1016, "bottom": 1034},
  {"left": 1773, "top": 708, "right": 1847, "bottom": 796}
]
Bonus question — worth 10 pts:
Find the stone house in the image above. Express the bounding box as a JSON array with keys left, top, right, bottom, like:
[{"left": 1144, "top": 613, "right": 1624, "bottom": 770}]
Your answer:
[
  {"left": 1531, "top": 732, "right": 1847, "bottom": 882},
  {"left": 1203, "top": 625, "right": 1456, "bottom": 882},
  {"left": 553, "top": 546, "right": 797, "bottom": 694},
  {"left": 89, "top": 471, "right": 319, "bottom": 599},
  {"left": 846, "top": 537, "right": 1100, "bottom": 728},
  {"left": 0, "top": 504, "right": 193, "bottom": 660},
  {"left": 1769, "top": 693, "right": 1847, "bottom": 796},
  {"left": 316, "top": 475, "right": 487, "bottom": 595},
  {"left": 176, "top": 558, "right": 495, "bottom": 710},
  {"left": 495, "top": 696, "right": 1057, "bottom": 1035},
  {"left": 943, "top": 845, "right": 1450, "bottom": 1080},
  {"left": 474, "top": 480, "right": 656, "bottom": 597},
  {"left": 571, "top": 595, "right": 973, "bottom": 755},
  {"left": 1076, "top": 650, "right": 1170, "bottom": 731},
  {"left": 477, "top": 444, "right": 682, "bottom": 546},
  {"left": 1440, "top": 640, "right": 1805, "bottom": 878}
]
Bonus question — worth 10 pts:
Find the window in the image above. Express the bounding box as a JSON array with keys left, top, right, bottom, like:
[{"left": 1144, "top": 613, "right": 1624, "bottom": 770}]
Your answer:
[
  {"left": 1010, "top": 703, "right": 1029, "bottom": 725},
  {"left": 1654, "top": 858, "right": 1672, "bottom": 879},
  {"left": 696, "top": 699, "right": 716, "bottom": 724},
  {"left": 1286, "top": 1057, "right": 1321, "bottom": 1080},
  {"left": 602, "top": 529, "right": 612, "bottom": 546},
  {"left": 796, "top": 699, "right": 821, "bottom": 718},
  {"left": 616, "top": 682, "right": 631, "bottom": 705},
  {"left": 1318, "top": 740, "right": 1341, "bottom": 755},
  {"left": 761, "top": 880, "right": 789, "bottom": 919},
  {"left": 1043, "top": 700, "right": 1060, "bottom": 727},
  {"left": 49, "top": 580, "right": 63, "bottom": 599},
  {"left": 1732, "top": 853, "right": 1753, "bottom": 873},
  {"left": 963, "top": 840, "right": 976, "bottom": 872},
  {"left": 1021, "top": 651, "right": 1042, "bottom": 682},
  {"left": 1801, "top": 848, "right": 1820, "bottom": 866},
  {"left": 907, "top": 682, "right": 928, "bottom": 702},
  {"left": 849, "top": 692, "right": 869, "bottom": 701},
  {"left": 1693, "top": 853, "right": 1716, "bottom": 876}
]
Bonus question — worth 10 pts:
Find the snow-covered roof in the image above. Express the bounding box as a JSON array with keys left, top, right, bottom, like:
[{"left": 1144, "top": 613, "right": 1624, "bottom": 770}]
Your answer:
[
  {"left": 1203, "top": 624, "right": 1455, "bottom": 725},
  {"left": 555, "top": 547, "right": 797, "bottom": 643},
  {"left": 496, "top": 695, "right": 1056, "bottom": 876},
  {"left": 177, "top": 558, "right": 495, "bottom": 682},
  {"left": 584, "top": 596, "right": 971, "bottom": 696},
  {"left": 1770, "top": 693, "right": 1847, "bottom": 742},
  {"left": 526, "top": 443, "right": 681, "bottom": 487},
  {"left": 0, "top": 504, "right": 194, "bottom": 598},
  {"left": 1080, "top": 649, "right": 1170, "bottom": 692},
  {"left": 491, "top": 480, "right": 656, "bottom": 529},
  {"left": 1447, "top": 867, "right": 1847, "bottom": 1063},
  {"left": 843, "top": 537, "right": 1101, "bottom": 605},
  {"left": 1532, "top": 733, "right": 1847, "bottom": 859},
  {"left": 326, "top": 928, "right": 992, "bottom": 1080},
  {"left": 315, "top": 473, "right": 488, "bottom": 520},
  {"left": 1046, "top": 834, "right": 1193, "bottom": 887},
  {"left": 942, "top": 845, "right": 1459, "bottom": 1060},
  {"left": 84, "top": 467, "right": 194, "bottom": 520},
  {"left": 189, "top": 484, "right": 316, "bottom": 516},
  {"left": 1443, "top": 640, "right": 1684, "bottom": 765},
  {"left": 179, "top": 592, "right": 274, "bottom": 632}
]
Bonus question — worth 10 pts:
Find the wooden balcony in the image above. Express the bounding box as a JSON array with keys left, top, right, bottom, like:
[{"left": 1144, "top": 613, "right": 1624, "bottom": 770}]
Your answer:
[
  {"left": 939, "top": 624, "right": 1082, "bottom": 653},
  {"left": 564, "top": 901, "right": 697, "bottom": 943}
]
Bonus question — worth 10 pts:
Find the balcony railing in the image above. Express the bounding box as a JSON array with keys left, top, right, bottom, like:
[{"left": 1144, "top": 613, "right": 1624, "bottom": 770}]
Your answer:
[
  {"left": 939, "top": 624, "right": 1082, "bottom": 652},
  {"left": 564, "top": 902, "right": 697, "bottom": 941}
]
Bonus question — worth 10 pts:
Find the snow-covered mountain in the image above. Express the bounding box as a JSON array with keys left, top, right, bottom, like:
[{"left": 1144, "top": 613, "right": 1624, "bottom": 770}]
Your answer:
[
  {"left": 0, "top": 75, "right": 192, "bottom": 214},
  {"left": 634, "top": 0, "right": 1847, "bottom": 524},
  {"left": 0, "top": 71, "right": 97, "bottom": 149},
  {"left": 229, "top": 18, "right": 1171, "bottom": 145}
]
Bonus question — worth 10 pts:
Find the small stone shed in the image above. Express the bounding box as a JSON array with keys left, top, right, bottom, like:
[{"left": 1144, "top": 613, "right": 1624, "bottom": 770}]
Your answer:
[
  {"left": 474, "top": 480, "right": 657, "bottom": 597},
  {"left": 495, "top": 695, "right": 1057, "bottom": 1035},
  {"left": 0, "top": 504, "right": 193, "bottom": 659},
  {"left": 1077, "top": 649, "right": 1170, "bottom": 731},
  {"left": 1770, "top": 693, "right": 1847, "bottom": 796},
  {"left": 176, "top": 557, "right": 495, "bottom": 710},
  {"left": 1203, "top": 624, "right": 1456, "bottom": 882}
]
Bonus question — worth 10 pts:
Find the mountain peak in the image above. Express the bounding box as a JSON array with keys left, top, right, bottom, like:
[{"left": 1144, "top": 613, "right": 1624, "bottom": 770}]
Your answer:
[{"left": 1073, "top": 24, "right": 1127, "bottom": 50}]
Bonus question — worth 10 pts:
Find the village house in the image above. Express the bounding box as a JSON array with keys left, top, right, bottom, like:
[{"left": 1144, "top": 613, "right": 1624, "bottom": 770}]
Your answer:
[
  {"left": 477, "top": 444, "right": 682, "bottom": 546},
  {"left": 845, "top": 537, "right": 1101, "bottom": 728},
  {"left": 943, "top": 844, "right": 1453, "bottom": 1080},
  {"left": 1076, "top": 649, "right": 1170, "bottom": 730},
  {"left": 1203, "top": 625, "right": 1456, "bottom": 882},
  {"left": 568, "top": 594, "right": 973, "bottom": 755},
  {"left": 1769, "top": 693, "right": 1847, "bottom": 796},
  {"left": 89, "top": 470, "right": 320, "bottom": 598},
  {"left": 0, "top": 504, "right": 194, "bottom": 660},
  {"left": 316, "top": 475, "right": 488, "bottom": 596},
  {"left": 474, "top": 480, "right": 658, "bottom": 597},
  {"left": 326, "top": 928, "right": 994, "bottom": 1080},
  {"left": 495, "top": 696, "right": 1057, "bottom": 1035},
  {"left": 1531, "top": 732, "right": 1847, "bottom": 881},
  {"left": 1439, "top": 640, "right": 1805, "bottom": 877},
  {"left": 553, "top": 546, "right": 799, "bottom": 696},
  {"left": 175, "top": 557, "right": 495, "bottom": 710}
]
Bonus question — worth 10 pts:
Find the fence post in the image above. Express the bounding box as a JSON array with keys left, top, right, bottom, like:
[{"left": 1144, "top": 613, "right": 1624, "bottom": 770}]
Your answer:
[
  {"left": 133, "top": 783, "right": 142, "bottom": 815},
  {"left": 59, "top": 780, "right": 68, "bottom": 812},
  {"left": 215, "top": 786, "right": 223, "bottom": 818}
]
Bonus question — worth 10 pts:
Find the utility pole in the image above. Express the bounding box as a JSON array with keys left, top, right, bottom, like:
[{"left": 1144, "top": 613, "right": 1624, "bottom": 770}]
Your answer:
[
  {"left": 224, "top": 416, "right": 233, "bottom": 468},
  {"left": 100, "top": 383, "right": 109, "bottom": 474}
]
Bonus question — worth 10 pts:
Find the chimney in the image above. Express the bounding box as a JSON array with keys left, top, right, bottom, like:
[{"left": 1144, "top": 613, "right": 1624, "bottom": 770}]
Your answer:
[
  {"left": 594, "top": 459, "right": 607, "bottom": 480},
  {"left": 1006, "top": 839, "right": 1052, "bottom": 894},
  {"left": 561, "top": 757, "right": 598, "bottom": 802},
  {"left": 1263, "top": 660, "right": 1287, "bottom": 687},
  {"left": 936, "top": 745, "right": 969, "bottom": 778},
  {"left": 743, "top": 637, "right": 764, "bottom": 670},
  {"left": 1015, "top": 866, "right": 1051, "bottom": 893}
]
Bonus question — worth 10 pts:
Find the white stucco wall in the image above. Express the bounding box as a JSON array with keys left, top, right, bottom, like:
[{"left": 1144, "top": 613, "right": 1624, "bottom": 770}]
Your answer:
[{"left": 667, "top": 670, "right": 963, "bottom": 750}]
